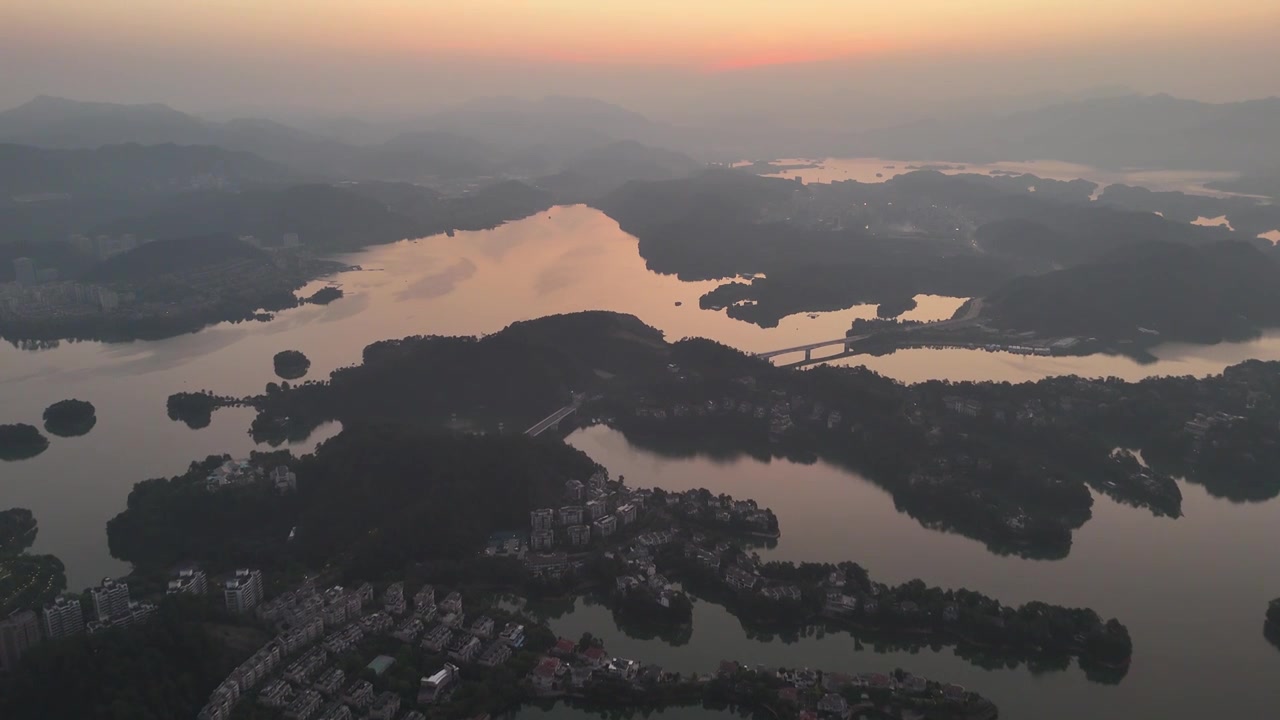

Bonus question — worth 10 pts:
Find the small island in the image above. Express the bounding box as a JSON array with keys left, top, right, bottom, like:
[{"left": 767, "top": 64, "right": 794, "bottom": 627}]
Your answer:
[
  {"left": 303, "top": 286, "right": 344, "bottom": 305},
  {"left": 273, "top": 349, "right": 311, "bottom": 380},
  {"left": 0, "top": 423, "right": 50, "bottom": 461},
  {"left": 1266, "top": 598, "right": 1280, "bottom": 650},
  {"left": 42, "top": 399, "right": 97, "bottom": 437},
  {"left": 166, "top": 391, "right": 235, "bottom": 429},
  {"left": 876, "top": 296, "right": 918, "bottom": 319}
]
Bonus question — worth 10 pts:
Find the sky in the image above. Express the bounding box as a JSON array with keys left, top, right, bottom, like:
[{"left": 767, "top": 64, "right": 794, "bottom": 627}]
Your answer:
[{"left": 3, "top": 0, "right": 1279, "bottom": 124}]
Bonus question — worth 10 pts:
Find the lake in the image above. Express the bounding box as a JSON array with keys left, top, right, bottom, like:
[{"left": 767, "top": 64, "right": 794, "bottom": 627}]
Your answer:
[
  {"left": 3, "top": 204, "right": 1280, "bottom": 718},
  {"left": 557, "top": 425, "right": 1280, "bottom": 720}
]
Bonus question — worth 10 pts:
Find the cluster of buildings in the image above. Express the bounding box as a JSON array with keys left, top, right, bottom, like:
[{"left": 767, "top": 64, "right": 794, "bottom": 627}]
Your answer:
[
  {"left": 0, "top": 576, "right": 164, "bottom": 672},
  {"left": 0, "top": 278, "right": 126, "bottom": 317},
  {"left": 718, "top": 662, "right": 983, "bottom": 720},
  {"left": 68, "top": 233, "right": 149, "bottom": 261},
  {"left": 532, "top": 637, "right": 664, "bottom": 696},
  {"left": 525, "top": 474, "right": 648, "bottom": 556},
  {"left": 631, "top": 386, "right": 848, "bottom": 442},
  {"left": 205, "top": 460, "right": 297, "bottom": 494}
]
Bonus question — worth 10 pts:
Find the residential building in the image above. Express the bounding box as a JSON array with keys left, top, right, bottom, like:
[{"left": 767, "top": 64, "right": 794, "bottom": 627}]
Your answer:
[
  {"left": 224, "top": 569, "right": 265, "bottom": 613},
  {"left": 13, "top": 257, "right": 36, "bottom": 286},
  {"left": 367, "top": 691, "right": 401, "bottom": 720},
  {"left": 313, "top": 667, "right": 346, "bottom": 697},
  {"left": 413, "top": 584, "right": 435, "bottom": 613},
  {"left": 42, "top": 596, "right": 84, "bottom": 639},
  {"left": 283, "top": 647, "right": 329, "bottom": 684},
  {"left": 418, "top": 663, "right": 460, "bottom": 704},
  {"left": 498, "top": 622, "right": 526, "bottom": 647},
  {"left": 724, "top": 567, "right": 759, "bottom": 592},
  {"left": 530, "top": 508, "right": 555, "bottom": 532},
  {"left": 818, "top": 692, "right": 850, "bottom": 719},
  {"left": 392, "top": 616, "right": 425, "bottom": 642},
  {"left": 439, "top": 591, "right": 462, "bottom": 614},
  {"left": 258, "top": 679, "right": 294, "bottom": 708},
  {"left": 284, "top": 689, "right": 323, "bottom": 720},
  {"left": 531, "top": 528, "right": 555, "bottom": 550},
  {"left": 564, "top": 479, "right": 585, "bottom": 501},
  {"left": 558, "top": 505, "right": 585, "bottom": 525},
  {"left": 470, "top": 615, "right": 495, "bottom": 638},
  {"left": 525, "top": 551, "right": 570, "bottom": 577},
  {"left": 421, "top": 624, "right": 453, "bottom": 652},
  {"left": 382, "top": 581, "right": 406, "bottom": 615},
  {"left": 401, "top": 713, "right": 427, "bottom": 720},
  {"left": 593, "top": 514, "right": 617, "bottom": 538},
  {"left": 0, "top": 610, "right": 41, "bottom": 672},
  {"left": 531, "top": 656, "right": 562, "bottom": 691},
  {"left": 168, "top": 568, "right": 209, "bottom": 595},
  {"left": 314, "top": 703, "right": 351, "bottom": 720},
  {"left": 566, "top": 524, "right": 591, "bottom": 546},
  {"left": 478, "top": 641, "right": 512, "bottom": 667},
  {"left": 272, "top": 465, "right": 297, "bottom": 493},
  {"left": 447, "top": 634, "right": 483, "bottom": 663},
  {"left": 615, "top": 503, "right": 638, "bottom": 525},
  {"left": 341, "top": 679, "right": 375, "bottom": 709},
  {"left": 90, "top": 577, "right": 131, "bottom": 621},
  {"left": 586, "top": 499, "right": 607, "bottom": 520}
]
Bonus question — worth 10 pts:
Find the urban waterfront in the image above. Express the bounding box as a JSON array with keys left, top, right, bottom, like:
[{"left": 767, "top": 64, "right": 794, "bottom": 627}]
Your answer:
[{"left": 4, "top": 205, "right": 1280, "bottom": 718}]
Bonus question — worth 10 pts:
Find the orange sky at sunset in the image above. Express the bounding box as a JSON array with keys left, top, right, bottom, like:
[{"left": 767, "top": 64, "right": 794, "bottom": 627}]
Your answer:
[{"left": 8, "top": 0, "right": 1279, "bottom": 71}]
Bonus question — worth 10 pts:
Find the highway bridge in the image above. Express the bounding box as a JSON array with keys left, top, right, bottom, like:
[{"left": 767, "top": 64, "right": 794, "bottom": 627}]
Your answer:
[
  {"left": 525, "top": 403, "right": 580, "bottom": 437},
  {"left": 753, "top": 299, "right": 985, "bottom": 365}
]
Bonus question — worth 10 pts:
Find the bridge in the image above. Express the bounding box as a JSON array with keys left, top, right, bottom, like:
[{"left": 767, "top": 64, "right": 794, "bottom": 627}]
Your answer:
[
  {"left": 753, "top": 299, "right": 985, "bottom": 365},
  {"left": 526, "top": 403, "right": 580, "bottom": 437}
]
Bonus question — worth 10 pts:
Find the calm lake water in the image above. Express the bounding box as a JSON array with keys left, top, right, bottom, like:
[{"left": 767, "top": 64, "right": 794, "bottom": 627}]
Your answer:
[
  {"left": 3, "top": 204, "right": 1280, "bottom": 718},
  {"left": 563, "top": 425, "right": 1280, "bottom": 720},
  {"left": 756, "top": 157, "right": 1251, "bottom": 199}
]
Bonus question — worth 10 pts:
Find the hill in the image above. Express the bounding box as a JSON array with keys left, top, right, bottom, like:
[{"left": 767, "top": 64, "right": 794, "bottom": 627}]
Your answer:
[
  {"left": 981, "top": 241, "right": 1280, "bottom": 343},
  {"left": 93, "top": 184, "right": 422, "bottom": 251},
  {"left": 84, "top": 234, "right": 269, "bottom": 284},
  {"left": 0, "top": 142, "right": 294, "bottom": 197},
  {"left": 858, "top": 94, "right": 1280, "bottom": 172},
  {"left": 249, "top": 311, "right": 670, "bottom": 441},
  {"left": 535, "top": 140, "right": 703, "bottom": 201}
]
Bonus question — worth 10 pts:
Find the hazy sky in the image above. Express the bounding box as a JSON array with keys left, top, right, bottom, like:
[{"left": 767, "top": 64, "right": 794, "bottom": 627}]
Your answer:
[{"left": 4, "top": 0, "right": 1278, "bottom": 123}]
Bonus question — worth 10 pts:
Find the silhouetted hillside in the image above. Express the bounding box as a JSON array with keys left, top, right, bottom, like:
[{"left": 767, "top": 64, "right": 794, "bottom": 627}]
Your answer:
[
  {"left": 982, "top": 241, "right": 1280, "bottom": 342},
  {"left": 0, "top": 142, "right": 294, "bottom": 197},
  {"left": 536, "top": 140, "right": 703, "bottom": 200},
  {"left": 84, "top": 235, "right": 268, "bottom": 284},
  {"left": 859, "top": 94, "right": 1280, "bottom": 172}
]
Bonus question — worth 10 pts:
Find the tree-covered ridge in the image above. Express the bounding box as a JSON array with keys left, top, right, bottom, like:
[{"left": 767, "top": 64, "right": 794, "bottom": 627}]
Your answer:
[
  {"left": 107, "top": 428, "right": 600, "bottom": 580},
  {"left": 0, "top": 509, "right": 66, "bottom": 617},
  {"left": 249, "top": 311, "right": 670, "bottom": 439},
  {"left": 981, "top": 240, "right": 1280, "bottom": 343},
  {"left": 0, "top": 508, "right": 38, "bottom": 554}
]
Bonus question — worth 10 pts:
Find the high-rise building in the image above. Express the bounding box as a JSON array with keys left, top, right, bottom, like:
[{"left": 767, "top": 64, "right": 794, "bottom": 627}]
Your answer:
[
  {"left": 91, "top": 578, "right": 132, "bottom": 622},
  {"left": 282, "top": 232, "right": 300, "bottom": 248},
  {"left": 168, "top": 569, "right": 209, "bottom": 595},
  {"left": 530, "top": 508, "right": 555, "bottom": 532},
  {"left": 586, "top": 499, "right": 607, "bottom": 521},
  {"left": 531, "top": 529, "right": 555, "bottom": 551},
  {"left": 0, "top": 610, "right": 42, "bottom": 672},
  {"left": 566, "top": 524, "right": 591, "bottom": 547},
  {"left": 42, "top": 596, "right": 85, "bottom": 639},
  {"left": 224, "top": 569, "right": 265, "bottom": 613},
  {"left": 13, "top": 257, "right": 36, "bottom": 286}
]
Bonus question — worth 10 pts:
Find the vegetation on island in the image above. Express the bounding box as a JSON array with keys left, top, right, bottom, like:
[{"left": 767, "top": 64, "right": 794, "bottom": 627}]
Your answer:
[
  {"left": 876, "top": 295, "right": 917, "bottom": 318},
  {"left": 272, "top": 349, "right": 311, "bottom": 380},
  {"left": 303, "top": 285, "right": 343, "bottom": 305},
  {"left": 1266, "top": 598, "right": 1280, "bottom": 651},
  {"left": 166, "top": 391, "right": 229, "bottom": 429},
  {"left": 0, "top": 423, "right": 50, "bottom": 461},
  {"left": 107, "top": 428, "right": 600, "bottom": 580},
  {"left": 41, "top": 398, "right": 97, "bottom": 437}
]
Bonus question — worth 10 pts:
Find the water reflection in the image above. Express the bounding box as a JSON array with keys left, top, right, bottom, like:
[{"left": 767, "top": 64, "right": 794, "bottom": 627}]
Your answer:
[{"left": 564, "top": 425, "right": 1280, "bottom": 720}]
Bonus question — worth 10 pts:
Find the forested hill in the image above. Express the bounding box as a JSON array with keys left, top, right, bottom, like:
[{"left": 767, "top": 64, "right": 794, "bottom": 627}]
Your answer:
[
  {"left": 981, "top": 240, "right": 1280, "bottom": 343},
  {"left": 106, "top": 429, "right": 601, "bottom": 579},
  {"left": 251, "top": 311, "right": 671, "bottom": 440},
  {"left": 84, "top": 234, "right": 267, "bottom": 284}
]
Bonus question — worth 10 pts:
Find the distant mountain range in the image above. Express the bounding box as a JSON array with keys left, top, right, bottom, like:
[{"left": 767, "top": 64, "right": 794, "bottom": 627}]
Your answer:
[{"left": 856, "top": 94, "right": 1280, "bottom": 172}]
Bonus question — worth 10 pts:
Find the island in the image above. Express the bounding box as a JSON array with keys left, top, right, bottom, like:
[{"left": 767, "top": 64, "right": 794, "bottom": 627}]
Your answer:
[
  {"left": 875, "top": 295, "right": 917, "bottom": 318},
  {"left": 0, "top": 423, "right": 50, "bottom": 461},
  {"left": 273, "top": 350, "right": 312, "bottom": 380},
  {"left": 166, "top": 391, "right": 236, "bottom": 430},
  {"left": 303, "top": 285, "right": 344, "bottom": 305},
  {"left": 41, "top": 398, "right": 97, "bottom": 437},
  {"left": 1267, "top": 598, "right": 1280, "bottom": 650}
]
